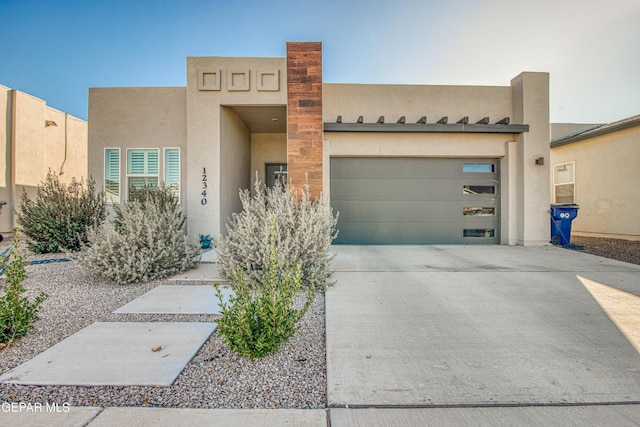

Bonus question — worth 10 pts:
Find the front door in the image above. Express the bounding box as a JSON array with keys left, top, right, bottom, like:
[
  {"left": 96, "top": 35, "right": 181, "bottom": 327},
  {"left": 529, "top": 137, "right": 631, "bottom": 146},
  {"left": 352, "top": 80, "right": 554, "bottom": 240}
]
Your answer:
[{"left": 266, "top": 163, "right": 288, "bottom": 188}]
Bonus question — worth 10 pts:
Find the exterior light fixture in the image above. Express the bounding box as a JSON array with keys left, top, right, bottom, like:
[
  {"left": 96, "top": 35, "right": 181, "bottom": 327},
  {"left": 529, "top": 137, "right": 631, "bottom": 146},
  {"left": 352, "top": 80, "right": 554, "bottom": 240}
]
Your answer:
[{"left": 45, "top": 120, "right": 57, "bottom": 127}]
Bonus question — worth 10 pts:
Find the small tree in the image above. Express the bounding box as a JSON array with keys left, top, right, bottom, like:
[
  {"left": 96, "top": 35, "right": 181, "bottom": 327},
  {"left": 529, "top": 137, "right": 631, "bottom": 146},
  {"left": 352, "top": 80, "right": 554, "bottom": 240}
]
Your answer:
[
  {"left": 17, "top": 171, "right": 106, "bottom": 253},
  {"left": 215, "top": 216, "right": 314, "bottom": 358},
  {"left": 216, "top": 177, "right": 338, "bottom": 290},
  {"left": 0, "top": 231, "right": 47, "bottom": 346},
  {"left": 79, "top": 184, "right": 199, "bottom": 285}
]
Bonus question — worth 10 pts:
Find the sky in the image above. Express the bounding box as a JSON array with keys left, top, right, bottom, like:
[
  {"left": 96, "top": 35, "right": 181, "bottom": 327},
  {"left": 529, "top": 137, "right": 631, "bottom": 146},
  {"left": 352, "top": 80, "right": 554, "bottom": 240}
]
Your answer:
[{"left": 1, "top": 0, "right": 639, "bottom": 123}]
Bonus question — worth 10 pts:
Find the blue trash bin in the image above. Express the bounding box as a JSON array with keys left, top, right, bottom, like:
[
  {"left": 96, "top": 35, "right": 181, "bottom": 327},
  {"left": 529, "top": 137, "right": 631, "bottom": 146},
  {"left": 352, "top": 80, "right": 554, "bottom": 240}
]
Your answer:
[{"left": 550, "top": 204, "right": 579, "bottom": 246}]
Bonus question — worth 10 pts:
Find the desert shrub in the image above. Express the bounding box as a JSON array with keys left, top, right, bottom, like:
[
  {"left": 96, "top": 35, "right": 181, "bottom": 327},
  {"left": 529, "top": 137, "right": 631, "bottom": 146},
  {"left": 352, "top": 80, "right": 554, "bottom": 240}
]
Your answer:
[
  {"left": 78, "top": 185, "right": 199, "bottom": 285},
  {"left": 215, "top": 217, "right": 314, "bottom": 358},
  {"left": 17, "top": 170, "right": 105, "bottom": 253},
  {"left": 216, "top": 177, "right": 338, "bottom": 290},
  {"left": 120, "top": 184, "right": 185, "bottom": 230},
  {"left": 0, "top": 232, "right": 47, "bottom": 346}
]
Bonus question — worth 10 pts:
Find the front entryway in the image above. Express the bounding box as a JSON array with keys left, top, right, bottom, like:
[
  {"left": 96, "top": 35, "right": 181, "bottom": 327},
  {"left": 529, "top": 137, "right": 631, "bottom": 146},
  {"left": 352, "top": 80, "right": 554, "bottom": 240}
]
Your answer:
[{"left": 330, "top": 157, "right": 500, "bottom": 244}]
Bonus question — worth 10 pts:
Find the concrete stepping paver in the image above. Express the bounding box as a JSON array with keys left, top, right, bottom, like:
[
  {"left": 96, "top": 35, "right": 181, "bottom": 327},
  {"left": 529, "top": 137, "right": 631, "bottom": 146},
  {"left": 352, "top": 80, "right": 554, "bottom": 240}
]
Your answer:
[
  {"left": 167, "top": 252, "right": 234, "bottom": 282},
  {"left": 0, "top": 322, "right": 217, "bottom": 386},
  {"left": 113, "top": 285, "right": 233, "bottom": 315}
]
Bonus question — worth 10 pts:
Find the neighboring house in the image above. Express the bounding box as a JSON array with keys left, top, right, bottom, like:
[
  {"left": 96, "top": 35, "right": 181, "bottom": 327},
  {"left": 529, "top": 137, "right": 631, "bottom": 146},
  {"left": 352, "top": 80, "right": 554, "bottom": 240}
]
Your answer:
[
  {"left": 551, "top": 115, "right": 640, "bottom": 241},
  {"left": 0, "top": 84, "right": 88, "bottom": 233},
  {"left": 89, "top": 42, "right": 551, "bottom": 246}
]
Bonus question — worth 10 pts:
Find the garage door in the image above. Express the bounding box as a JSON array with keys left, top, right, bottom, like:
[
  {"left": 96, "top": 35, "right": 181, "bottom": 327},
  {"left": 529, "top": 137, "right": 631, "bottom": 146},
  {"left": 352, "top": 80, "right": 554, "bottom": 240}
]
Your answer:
[{"left": 330, "top": 157, "right": 500, "bottom": 244}]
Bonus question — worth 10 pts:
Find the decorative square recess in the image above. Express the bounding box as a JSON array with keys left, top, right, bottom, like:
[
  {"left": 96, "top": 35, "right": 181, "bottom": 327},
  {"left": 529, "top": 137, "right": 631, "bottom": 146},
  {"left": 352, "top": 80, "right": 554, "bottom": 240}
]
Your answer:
[
  {"left": 198, "top": 69, "right": 221, "bottom": 91},
  {"left": 257, "top": 69, "right": 280, "bottom": 91},
  {"left": 227, "top": 70, "right": 250, "bottom": 91}
]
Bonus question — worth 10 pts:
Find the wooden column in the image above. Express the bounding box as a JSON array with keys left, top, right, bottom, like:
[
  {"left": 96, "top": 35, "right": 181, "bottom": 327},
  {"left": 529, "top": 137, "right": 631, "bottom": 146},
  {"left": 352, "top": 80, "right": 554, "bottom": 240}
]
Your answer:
[{"left": 287, "top": 42, "right": 323, "bottom": 198}]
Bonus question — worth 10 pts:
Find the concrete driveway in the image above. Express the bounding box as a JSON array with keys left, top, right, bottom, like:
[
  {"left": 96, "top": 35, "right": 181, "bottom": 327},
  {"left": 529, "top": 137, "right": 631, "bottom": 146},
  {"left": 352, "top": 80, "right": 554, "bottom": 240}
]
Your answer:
[{"left": 326, "top": 245, "right": 640, "bottom": 408}]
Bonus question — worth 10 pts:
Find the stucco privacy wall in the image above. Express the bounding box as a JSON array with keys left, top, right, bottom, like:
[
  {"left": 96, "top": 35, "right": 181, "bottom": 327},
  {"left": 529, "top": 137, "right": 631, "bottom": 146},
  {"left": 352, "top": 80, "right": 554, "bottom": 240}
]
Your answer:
[
  {"left": 0, "top": 84, "right": 87, "bottom": 232},
  {"left": 511, "top": 72, "right": 551, "bottom": 246},
  {"left": 323, "top": 73, "right": 550, "bottom": 245},
  {"left": 88, "top": 87, "right": 187, "bottom": 205},
  {"left": 551, "top": 125, "right": 640, "bottom": 240},
  {"left": 185, "top": 56, "right": 286, "bottom": 238},
  {"left": 220, "top": 106, "right": 251, "bottom": 232}
]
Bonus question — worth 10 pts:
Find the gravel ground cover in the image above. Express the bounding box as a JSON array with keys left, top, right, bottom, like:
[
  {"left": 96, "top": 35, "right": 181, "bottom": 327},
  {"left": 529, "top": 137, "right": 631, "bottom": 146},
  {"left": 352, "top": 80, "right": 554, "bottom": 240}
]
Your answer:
[
  {"left": 0, "top": 243, "right": 326, "bottom": 409},
  {"left": 2, "top": 234, "right": 635, "bottom": 409},
  {"left": 570, "top": 236, "right": 640, "bottom": 266}
]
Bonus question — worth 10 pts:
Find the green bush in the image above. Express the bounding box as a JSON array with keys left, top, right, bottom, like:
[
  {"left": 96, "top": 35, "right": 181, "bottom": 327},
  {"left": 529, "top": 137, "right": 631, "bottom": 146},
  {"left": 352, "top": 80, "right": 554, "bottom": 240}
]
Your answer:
[
  {"left": 78, "top": 184, "right": 199, "bottom": 285},
  {"left": 216, "top": 177, "right": 338, "bottom": 290},
  {"left": 17, "top": 170, "right": 106, "bottom": 253},
  {"left": 215, "top": 217, "right": 314, "bottom": 358},
  {"left": 0, "top": 232, "right": 47, "bottom": 346}
]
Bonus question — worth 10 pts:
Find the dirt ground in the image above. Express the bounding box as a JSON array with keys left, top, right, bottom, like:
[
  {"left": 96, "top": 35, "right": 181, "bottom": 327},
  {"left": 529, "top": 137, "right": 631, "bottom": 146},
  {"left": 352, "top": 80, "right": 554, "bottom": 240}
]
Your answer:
[{"left": 570, "top": 236, "right": 640, "bottom": 266}]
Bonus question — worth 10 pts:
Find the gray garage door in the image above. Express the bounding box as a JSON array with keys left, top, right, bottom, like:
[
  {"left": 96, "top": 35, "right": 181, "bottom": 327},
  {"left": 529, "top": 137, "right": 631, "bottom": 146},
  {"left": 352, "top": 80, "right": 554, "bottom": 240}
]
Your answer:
[{"left": 331, "top": 157, "right": 500, "bottom": 244}]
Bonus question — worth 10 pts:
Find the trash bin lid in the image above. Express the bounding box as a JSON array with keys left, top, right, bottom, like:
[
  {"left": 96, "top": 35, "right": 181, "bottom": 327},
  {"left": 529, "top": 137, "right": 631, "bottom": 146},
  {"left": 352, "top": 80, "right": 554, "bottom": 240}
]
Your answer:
[{"left": 551, "top": 203, "right": 579, "bottom": 209}]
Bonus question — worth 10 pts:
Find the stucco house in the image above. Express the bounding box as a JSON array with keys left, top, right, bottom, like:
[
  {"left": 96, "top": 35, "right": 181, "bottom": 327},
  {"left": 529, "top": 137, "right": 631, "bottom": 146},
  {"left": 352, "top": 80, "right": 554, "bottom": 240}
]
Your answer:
[
  {"left": 88, "top": 42, "right": 551, "bottom": 246},
  {"left": 0, "top": 84, "right": 88, "bottom": 233},
  {"left": 550, "top": 115, "right": 640, "bottom": 241}
]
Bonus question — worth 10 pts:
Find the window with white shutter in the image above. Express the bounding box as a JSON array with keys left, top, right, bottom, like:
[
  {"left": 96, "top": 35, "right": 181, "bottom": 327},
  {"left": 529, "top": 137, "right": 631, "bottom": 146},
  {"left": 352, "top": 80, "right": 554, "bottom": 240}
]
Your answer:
[
  {"left": 127, "top": 149, "right": 159, "bottom": 199},
  {"left": 104, "top": 148, "right": 120, "bottom": 203},
  {"left": 164, "top": 148, "right": 180, "bottom": 202}
]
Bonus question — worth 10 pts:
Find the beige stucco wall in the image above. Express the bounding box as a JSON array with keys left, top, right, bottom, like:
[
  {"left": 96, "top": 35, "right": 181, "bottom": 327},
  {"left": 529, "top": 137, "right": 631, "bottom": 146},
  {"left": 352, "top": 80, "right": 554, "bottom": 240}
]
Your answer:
[
  {"left": 323, "top": 83, "right": 513, "bottom": 124},
  {"left": 185, "top": 56, "right": 286, "bottom": 238},
  {"left": 250, "top": 133, "right": 287, "bottom": 188},
  {"left": 220, "top": 106, "right": 251, "bottom": 232},
  {"left": 550, "top": 125, "right": 640, "bottom": 240},
  {"left": 0, "top": 85, "right": 12, "bottom": 231},
  {"left": 88, "top": 87, "right": 187, "bottom": 205},
  {"left": 59, "top": 114, "right": 88, "bottom": 182},
  {"left": 13, "top": 90, "right": 45, "bottom": 188},
  {"left": 0, "top": 85, "right": 88, "bottom": 233},
  {"left": 323, "top": 74, "right": 550, "bottom": 246}
]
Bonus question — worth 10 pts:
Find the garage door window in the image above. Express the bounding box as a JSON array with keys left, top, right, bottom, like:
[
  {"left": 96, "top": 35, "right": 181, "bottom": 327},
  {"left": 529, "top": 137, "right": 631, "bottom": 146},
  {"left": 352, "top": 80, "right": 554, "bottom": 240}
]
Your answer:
[
  {"left": 463, "top": 185, "right": 495, "bottom": 195},
  {"left": 463, "top": 163, "right": 494, "bottom": 173},
  {"left": 463, "top": 207, "right": 495, "bottom": 216},
  {"left": 464, "top": 229, "right": 495, "bottom": 238}
]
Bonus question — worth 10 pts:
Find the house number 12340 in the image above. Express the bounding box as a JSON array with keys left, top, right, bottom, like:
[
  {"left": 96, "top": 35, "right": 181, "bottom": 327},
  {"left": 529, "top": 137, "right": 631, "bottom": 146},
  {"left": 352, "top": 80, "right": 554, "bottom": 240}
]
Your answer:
[{"left": 201, "top": 167, "right": 208, "bottom": 205}]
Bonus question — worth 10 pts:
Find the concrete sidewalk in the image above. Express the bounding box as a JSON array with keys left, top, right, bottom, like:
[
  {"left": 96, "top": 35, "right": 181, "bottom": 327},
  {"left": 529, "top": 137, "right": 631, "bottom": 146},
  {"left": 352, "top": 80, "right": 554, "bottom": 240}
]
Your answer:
[{"left": 5, "top": 405, "right": 640, "bottom": 426}]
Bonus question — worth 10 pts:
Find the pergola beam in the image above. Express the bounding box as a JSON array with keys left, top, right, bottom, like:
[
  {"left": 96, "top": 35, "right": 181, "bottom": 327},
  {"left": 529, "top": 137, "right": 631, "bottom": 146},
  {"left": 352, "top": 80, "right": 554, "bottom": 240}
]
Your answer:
[{"left": 324, "top": 119, "right": 529, "bottom": 134}]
